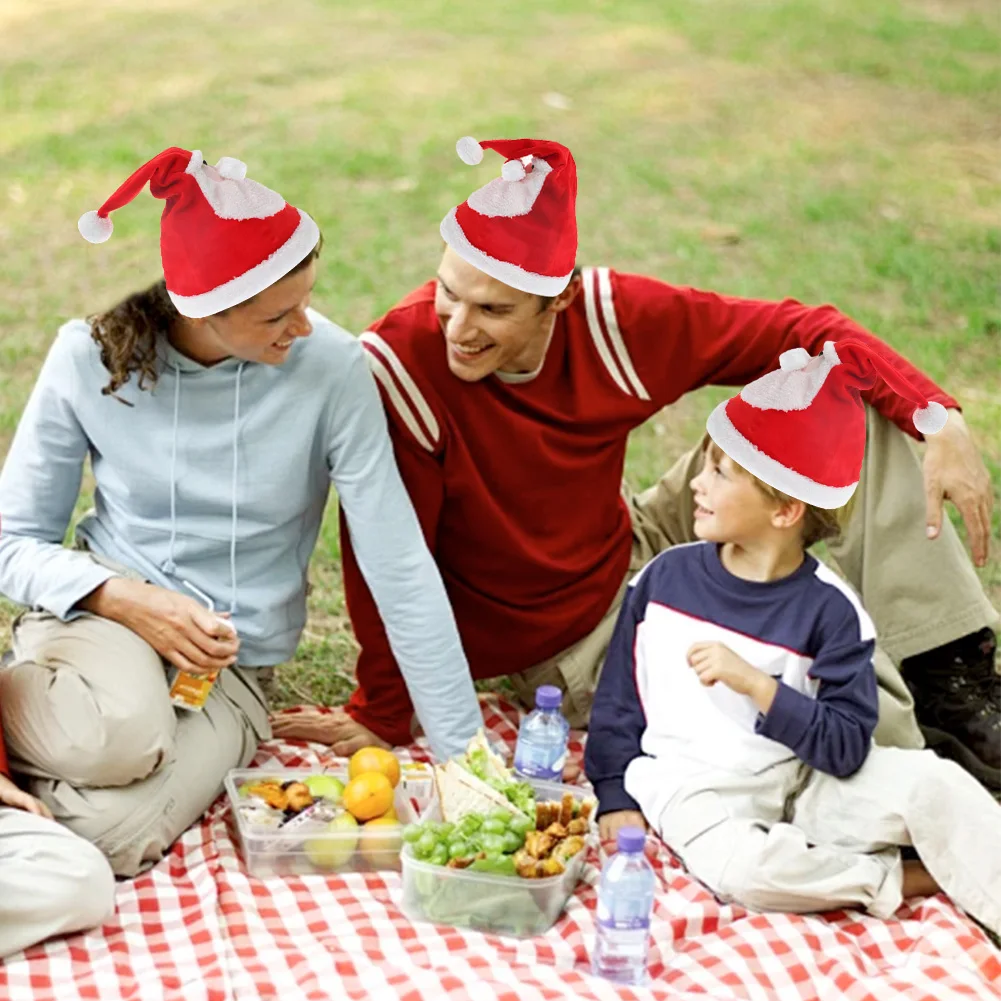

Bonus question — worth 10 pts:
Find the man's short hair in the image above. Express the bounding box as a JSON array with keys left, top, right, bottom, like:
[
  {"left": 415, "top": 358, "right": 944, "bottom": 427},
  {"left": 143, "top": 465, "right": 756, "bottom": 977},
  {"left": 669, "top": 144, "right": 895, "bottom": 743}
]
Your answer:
[
  {"left": 705, "top": 439, "right": 852, "bottom": 548},
  {"left": 537, "top": 266, "right": 582, "bottom": 311}
]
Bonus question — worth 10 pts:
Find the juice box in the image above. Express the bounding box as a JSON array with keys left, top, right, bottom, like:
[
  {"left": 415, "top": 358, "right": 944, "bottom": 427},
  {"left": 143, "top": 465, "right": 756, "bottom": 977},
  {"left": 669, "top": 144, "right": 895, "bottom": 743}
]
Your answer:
[{"left": 169, "top": 581, "right": 236, "bottom": 712}]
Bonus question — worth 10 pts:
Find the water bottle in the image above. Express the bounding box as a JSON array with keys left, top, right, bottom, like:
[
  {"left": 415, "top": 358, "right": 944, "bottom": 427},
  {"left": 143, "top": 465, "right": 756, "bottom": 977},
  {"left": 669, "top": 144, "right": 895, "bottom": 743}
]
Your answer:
[
  {"left": 513, "top": 684, "right": 570, "bottom": 781},
  {"left": 592, "top": 826, "right": 655, "bottom": 986}
]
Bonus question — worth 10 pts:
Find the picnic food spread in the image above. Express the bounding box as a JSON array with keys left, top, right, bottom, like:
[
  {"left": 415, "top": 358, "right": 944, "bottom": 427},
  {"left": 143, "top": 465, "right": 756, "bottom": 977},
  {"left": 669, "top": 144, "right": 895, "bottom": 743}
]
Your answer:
[{"left": 401, "top": 792, "right": 592, "bottom": 878}]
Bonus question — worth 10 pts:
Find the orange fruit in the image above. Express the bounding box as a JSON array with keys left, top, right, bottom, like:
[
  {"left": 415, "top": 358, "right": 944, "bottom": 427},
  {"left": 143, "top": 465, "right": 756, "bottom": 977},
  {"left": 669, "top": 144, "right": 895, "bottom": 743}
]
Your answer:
[
  {"left": 360, "top": 815, "right": 403, "bottom": 866},
  {"left": 348, "top": 747, "right": 401, "bottom": 788},
  {"left": 342, "top": 771, "right": 394, "bottom": 821}
]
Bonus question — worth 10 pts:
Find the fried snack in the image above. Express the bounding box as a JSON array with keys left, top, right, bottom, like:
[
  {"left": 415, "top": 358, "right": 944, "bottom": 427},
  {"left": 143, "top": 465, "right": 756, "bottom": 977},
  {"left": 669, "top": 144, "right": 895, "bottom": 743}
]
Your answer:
[
  {"left": 535, "top": 801, "right": 557, "bottom": 830},
  {"left": 559, "top": 791, "right": 575, "bottom": 826},
  {"left": 524, "top": 830, "right": 556, "bottom": 859},
  {"left": 539, "top": 856, "right": 566, "bottom": 877},
  {"left": 447, "top": 855, "right": 478, "bottom": 870},
  {"left": 578, "top": 799, "right": 595, "bottom": 822},
  {"left": 552, "top": 835, "right": 586, "bottom": 863},
  {"left": 244, "top": 781, "right": 288, "bottom": 810},
  {"left": 566, "top": 817, "right": 588, "bottom": 836},
  {"left": 543, "top": 821, "right": 568, "bottom": 840},
  {"left": 283, "top": 782, "right": 314, "bottom": 813},
  {"left": 514, "top": 850, "right": 543, "bottom": 878}
]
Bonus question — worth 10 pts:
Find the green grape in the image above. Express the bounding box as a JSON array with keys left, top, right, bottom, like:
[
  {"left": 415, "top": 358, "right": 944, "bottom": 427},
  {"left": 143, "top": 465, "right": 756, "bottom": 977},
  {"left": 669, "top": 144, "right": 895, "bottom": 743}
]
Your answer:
[
  {"left": 429, "top": 843, "right": 449, "bottom": 867},
  {"left": 508, "top": 814, "right": 534, "bottom": 837},
  {"left": 415, "top": 830, "right": 439, "bottom": 858},
  {"left": 447, "top": 839, "right": 472, "bottom": 860},
  {"left": 478, "top": 832, "right": 506, "bottom": 855},
  {"left": 438, "top": 822, "right": 456, "bottom": 839},
  {"left": 501, "top": 830, "right": 523, "bottom": 854},
  {"left": 401, "top": 824, "right": 423, "bottom": 844},
  {"left": 489, "top": 810, "right": 513, "bottom": 826},
  {"left": 459, "top": 814, "right": 482, "bottom": 835},
  {"left": 481, "top": 818, "right": 507, "bottom": 836}
]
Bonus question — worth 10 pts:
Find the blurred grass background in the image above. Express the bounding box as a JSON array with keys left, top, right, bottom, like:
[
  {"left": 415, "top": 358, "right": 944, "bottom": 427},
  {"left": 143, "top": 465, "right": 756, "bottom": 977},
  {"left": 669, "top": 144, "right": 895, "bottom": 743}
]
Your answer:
[{"left": 1, "top": 0, "right": 998, "bottom": 707}]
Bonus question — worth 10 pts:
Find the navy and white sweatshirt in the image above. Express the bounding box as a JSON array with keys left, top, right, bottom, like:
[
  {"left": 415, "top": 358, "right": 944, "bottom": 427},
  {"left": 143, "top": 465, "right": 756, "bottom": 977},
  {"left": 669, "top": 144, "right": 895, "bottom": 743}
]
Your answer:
[{"left": 584, "top": 542, "right": 878, "bottom": 821}]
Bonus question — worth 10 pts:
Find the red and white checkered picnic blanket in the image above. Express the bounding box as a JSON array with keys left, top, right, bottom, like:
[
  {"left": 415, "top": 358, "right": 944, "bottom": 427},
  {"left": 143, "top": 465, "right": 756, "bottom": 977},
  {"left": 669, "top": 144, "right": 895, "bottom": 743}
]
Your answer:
[{"left": 2, "top": 695, "right": 998, "bottom": 1001}]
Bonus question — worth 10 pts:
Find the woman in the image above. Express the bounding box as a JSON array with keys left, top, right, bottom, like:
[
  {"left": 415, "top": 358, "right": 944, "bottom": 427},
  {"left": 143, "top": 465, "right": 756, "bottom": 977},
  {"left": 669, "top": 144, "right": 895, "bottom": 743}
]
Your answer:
[{"left": 0, "top": 147, "right": 482, "bottom": 876}]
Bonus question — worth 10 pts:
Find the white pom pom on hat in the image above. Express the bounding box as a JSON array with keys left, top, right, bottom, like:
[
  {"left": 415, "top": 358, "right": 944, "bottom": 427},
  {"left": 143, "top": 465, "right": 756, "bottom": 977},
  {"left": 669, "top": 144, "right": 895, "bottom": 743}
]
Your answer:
[
  {"left": 912, "top": 400, "right": 948, "bottom": 435},
  {"left": 78, "top": 210, "right": 114, "bottom": 244},
  {"left": 455, "top": 136, "right": 484, "bottom": 165},
  {"left": 778, "top": 347, "right": 811, "bottom": 371},
  {"left": 215, "top": 156, "right": 247, "bottom": 180},
  {"left": 501, "top": 159, "right": 527, "bottom": 181}
]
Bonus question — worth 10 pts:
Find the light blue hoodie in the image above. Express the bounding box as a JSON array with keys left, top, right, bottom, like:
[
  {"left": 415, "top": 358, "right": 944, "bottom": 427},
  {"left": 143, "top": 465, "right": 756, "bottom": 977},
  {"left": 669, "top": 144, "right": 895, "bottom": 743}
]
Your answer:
[{"left": 0, "top": 308, "right": 483, "bottom": 760}]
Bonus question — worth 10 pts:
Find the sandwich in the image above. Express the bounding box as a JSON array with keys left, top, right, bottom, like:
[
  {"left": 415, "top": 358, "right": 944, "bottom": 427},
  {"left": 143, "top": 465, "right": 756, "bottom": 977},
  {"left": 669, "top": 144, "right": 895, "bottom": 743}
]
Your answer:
[{"left": 433, "top": 729, "right": 537, "bottom": 822}]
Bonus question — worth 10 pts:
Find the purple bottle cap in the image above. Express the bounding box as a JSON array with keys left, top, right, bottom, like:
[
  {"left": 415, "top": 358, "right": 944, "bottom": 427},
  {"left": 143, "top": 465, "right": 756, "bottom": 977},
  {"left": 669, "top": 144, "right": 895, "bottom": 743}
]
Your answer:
[
  {"left": 535, "top": 685, "right": 563, "bottom": 710},
  {"left": 617, "top": 826, "right": 646, "bottom": 854}
]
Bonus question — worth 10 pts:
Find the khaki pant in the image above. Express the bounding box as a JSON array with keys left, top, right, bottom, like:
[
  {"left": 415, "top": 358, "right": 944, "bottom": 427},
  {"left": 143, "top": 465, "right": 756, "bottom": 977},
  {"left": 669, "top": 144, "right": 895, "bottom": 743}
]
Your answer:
[
  {"left": 0, "top": 598, "right": 271, "bottom": 877},
  {"left": 0, "top": 805, "right": 116, "bottom": 957},
  {"left": 640, "top": 746, "right": 1001, "bottom": 933},
  {"left": 511, "top": 407, "right": 999, "bottom": 748}
]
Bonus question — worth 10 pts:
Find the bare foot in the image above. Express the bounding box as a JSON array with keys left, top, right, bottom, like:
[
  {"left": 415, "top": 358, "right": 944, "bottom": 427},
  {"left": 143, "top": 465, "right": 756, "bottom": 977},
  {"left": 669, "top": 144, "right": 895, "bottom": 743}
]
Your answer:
[
  {"left": 902, "top": 859, "right": 941, "bottom": 899},
  {"left": 270, "top": 707, "right": 391, "bottom": 756}
]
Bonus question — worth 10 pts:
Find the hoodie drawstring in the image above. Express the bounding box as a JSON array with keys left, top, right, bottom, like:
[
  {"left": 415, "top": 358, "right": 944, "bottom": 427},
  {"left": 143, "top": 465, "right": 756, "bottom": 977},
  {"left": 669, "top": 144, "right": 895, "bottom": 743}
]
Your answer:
[
  {"left": 229, "top": 363, "right": 245, "bottom": 615},
  {"left": 162, "top": 360, "right": 243, "bottom": 619},
  {"left": 161, "top": 365, "right": 181, "bottom": 577}
]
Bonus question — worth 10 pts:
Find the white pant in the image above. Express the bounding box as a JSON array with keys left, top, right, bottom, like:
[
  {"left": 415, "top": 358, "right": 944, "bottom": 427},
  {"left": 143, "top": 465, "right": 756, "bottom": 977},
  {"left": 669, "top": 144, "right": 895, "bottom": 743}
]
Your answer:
[
  {"left": 648, "top": 746, "right": 1001, "bottom": 934},
  {"left": 0, "top": 806, "right": 116, "bottom": 958}
]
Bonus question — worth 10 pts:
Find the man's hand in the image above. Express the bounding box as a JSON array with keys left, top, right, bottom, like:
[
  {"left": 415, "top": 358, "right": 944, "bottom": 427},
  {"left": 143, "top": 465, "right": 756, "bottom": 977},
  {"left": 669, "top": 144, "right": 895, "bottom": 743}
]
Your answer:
[
  {"left": 687, "top": 642, "right": 778, "bottom": 714},
  {"left": 923, "top": 409, "right": 993, "bottom": 567},
  {"left": 599, "top": 809, "right": 647, "bottom": 846},
  {"left": 0, "top": 773, "right": 53, "bottom": 819},
  {"left": 79, "top": 578, "right": 239, "bottom": 676}
]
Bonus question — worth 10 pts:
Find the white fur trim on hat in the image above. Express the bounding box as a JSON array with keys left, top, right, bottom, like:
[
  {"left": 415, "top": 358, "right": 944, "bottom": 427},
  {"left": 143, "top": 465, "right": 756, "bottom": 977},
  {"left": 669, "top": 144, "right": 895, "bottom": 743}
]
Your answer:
[
  {"left": 912, "top": 400, "right": 948, "bottom": 435},
  {"left": 440, "top": 207, "right": 572, "bottom": 297},
  {"left": 706, "top": 402, "right": 858, "bottom": 509},
  {"left": 78, "top": 210, "right": 114, "bottom": 243},
  {"left": 166, "top": 210, "right": 320, "bottom": 317},
  {"left": 456, "top": 136, "right": 484, "bottom": 165}
]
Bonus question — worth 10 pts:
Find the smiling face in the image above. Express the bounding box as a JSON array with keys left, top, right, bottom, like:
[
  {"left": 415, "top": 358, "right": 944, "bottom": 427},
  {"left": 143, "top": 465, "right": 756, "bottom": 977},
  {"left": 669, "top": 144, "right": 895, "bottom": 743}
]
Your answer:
[
  {"left": 689, "top": 446, "right": 788, "bottom": 544},
  {"left": 174, "top": 257, "right": 318, "bottom": 367},
  {"left": 434, "top": 245, "right": 579, "bottom": 382}
]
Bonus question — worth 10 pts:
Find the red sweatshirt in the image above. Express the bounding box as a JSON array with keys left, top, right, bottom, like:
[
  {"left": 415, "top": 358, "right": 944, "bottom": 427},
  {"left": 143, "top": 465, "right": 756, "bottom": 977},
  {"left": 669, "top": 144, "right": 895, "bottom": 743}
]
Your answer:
[{"left": 342, "top": 268, "right": 957, "bottom": 745}]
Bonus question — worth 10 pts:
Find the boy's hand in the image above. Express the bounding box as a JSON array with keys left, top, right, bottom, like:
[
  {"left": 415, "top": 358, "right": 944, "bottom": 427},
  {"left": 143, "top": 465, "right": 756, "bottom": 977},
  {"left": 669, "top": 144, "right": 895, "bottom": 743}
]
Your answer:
[
  {"left": 598, "top": 809, "right": 647, "bottom": 846},
  {"left": 687, "top": 642, "right": 778, "bottom": 713},
  {"left": 0, "top": 772, "right": 53, "bottom": 819}
]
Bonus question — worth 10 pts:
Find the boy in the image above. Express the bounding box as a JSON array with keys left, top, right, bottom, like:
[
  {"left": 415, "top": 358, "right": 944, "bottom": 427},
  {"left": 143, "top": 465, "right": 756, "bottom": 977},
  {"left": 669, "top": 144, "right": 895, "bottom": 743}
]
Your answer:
[
  {"left": 0, "top": 700, "right": 115, "bottom": 957},
  {"left": 585, "top": 339, "right": 1000, "bottom": 933}
]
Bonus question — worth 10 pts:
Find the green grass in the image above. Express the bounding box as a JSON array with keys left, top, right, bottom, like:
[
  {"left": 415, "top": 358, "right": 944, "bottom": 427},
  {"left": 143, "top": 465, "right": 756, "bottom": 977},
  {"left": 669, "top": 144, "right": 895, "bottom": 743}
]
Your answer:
[{"left": 1, "top": 0, "right": 998, "bottom": 706}]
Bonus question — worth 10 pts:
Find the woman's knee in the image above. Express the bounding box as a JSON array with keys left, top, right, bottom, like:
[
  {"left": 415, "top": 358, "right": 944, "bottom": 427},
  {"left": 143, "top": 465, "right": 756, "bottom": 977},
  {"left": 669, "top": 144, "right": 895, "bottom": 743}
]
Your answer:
[{"left": 0, "top": 655, "right": 176, "bottom": 787}]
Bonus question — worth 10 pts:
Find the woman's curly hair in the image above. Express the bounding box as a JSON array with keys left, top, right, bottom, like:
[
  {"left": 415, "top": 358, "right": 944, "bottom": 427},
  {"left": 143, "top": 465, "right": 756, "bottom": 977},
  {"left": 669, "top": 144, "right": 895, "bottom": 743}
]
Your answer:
[{"left": 87, "top": 241, "right": 321, "bottom": 400}]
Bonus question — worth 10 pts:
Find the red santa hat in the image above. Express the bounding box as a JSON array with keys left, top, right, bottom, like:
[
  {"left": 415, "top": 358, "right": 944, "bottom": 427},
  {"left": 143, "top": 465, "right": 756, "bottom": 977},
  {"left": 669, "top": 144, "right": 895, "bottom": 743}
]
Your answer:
[
  {"left": 77, "top": 147, "right": 320, "bottom": 318},
  {"left": 440, "top": 136, "right": 578, "bottom": 296},
  {"left": 706, "top": 339, "right": 949, "bottom": 509}
]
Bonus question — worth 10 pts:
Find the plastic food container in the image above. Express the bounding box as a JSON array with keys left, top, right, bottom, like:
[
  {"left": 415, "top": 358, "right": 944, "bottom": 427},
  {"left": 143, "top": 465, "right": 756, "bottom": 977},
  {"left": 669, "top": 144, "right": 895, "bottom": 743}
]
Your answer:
[
  {"left": 400, "top": 777, "right": 595, "bottom": 937},
  {"left": 225, "top": 765, "right": 433, "bottom": 878}
]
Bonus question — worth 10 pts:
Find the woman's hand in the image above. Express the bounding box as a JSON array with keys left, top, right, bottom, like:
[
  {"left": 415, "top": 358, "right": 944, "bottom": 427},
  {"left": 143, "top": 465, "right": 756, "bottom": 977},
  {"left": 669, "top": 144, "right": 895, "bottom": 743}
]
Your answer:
[
  {"left": 79, "top": 578, "right": 239, "bottom": 676},
  {"left": 0, "top": 773, "right": 53, "bottom": 819}
]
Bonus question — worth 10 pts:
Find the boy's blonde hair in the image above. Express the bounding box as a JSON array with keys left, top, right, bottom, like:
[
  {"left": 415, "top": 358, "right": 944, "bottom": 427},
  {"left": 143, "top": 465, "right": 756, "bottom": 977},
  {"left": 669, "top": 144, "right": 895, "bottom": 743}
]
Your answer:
[{"left": 705, "top": 440, "right": 853, "bottom": 548}]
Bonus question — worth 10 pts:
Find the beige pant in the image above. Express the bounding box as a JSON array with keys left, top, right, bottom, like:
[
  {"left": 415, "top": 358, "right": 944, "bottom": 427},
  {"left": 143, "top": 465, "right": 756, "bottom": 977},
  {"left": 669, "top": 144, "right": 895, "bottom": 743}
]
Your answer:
[
  {"left": 0, "top": 804, "right": 116, "bottom": 958},
  {"left": 511, "top": 407, "right": 999, "bottom": 748},
  {"left": 646, "top": 746, "right": 1001, "bottom": 934},
  {"left": 0, "top": 605, "right": 271, "bottom": 877}
]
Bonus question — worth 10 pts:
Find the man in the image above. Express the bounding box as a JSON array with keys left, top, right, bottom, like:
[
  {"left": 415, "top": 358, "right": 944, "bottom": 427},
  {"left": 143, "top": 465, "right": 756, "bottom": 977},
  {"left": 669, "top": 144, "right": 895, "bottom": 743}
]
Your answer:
[{"left": 282, "top": 136, "right": 998, "bottom": 789}]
